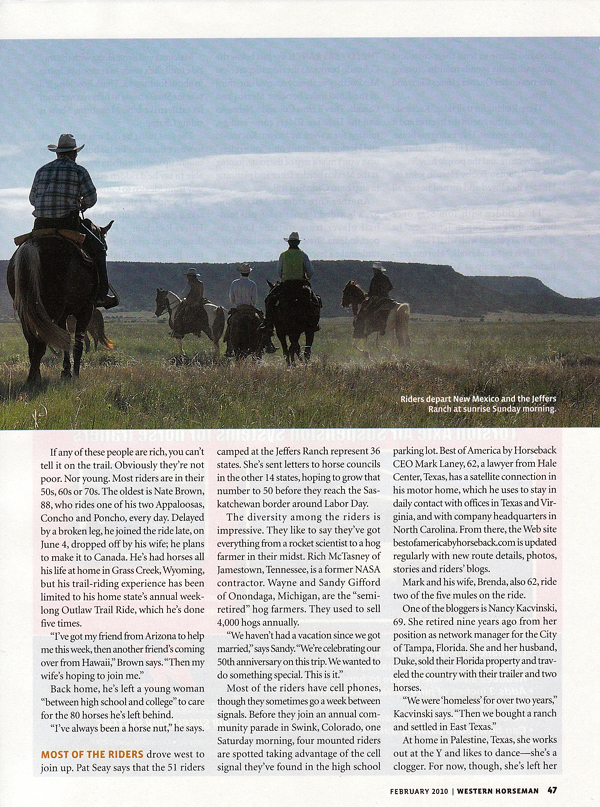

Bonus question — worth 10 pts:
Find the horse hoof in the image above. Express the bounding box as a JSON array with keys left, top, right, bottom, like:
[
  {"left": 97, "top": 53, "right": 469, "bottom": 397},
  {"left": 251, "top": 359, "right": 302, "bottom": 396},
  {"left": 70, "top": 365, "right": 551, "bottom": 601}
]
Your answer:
[{"left": 24, "top": 379, "right": 44, "bottom": 393}]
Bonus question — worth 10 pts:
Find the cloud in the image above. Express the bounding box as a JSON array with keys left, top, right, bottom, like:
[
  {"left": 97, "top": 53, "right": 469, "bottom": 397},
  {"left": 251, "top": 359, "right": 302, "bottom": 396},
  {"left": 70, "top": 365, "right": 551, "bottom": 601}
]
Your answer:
[
  {"left": 0, "top": 144, "right": 22, "bottom": 159},
  {"left": 4, "top": 143, "right": 599, "bottom": 296},
  {"left": 99, "top": 144, "right": 600, "bottom": 245},
  {"left": 0, "top": 188, "right": 30, "bottom": 212}
]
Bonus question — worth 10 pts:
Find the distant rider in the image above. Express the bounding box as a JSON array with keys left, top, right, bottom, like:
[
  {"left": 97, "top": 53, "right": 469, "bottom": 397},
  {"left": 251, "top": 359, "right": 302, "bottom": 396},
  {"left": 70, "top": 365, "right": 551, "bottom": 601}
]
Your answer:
[
  {"left": 224, "top": 264, "right": 260, "bottom": 356},
  {"left": 181, "top": 268, "right": 206, "bottom": 305},
  {"left": 354, "top": 262, "right": 394, "bottom": 336},
  {"left": 263, "top": 231, "right": 317, "bottom": 336}
]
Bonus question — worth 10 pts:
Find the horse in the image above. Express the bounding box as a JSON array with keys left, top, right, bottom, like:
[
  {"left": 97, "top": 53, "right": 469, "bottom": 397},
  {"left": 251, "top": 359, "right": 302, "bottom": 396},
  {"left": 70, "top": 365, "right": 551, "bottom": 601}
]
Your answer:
[
  {"left": 227, "top": 307, "right": 268, "bottom": 359},
  {"left": 67, "top": 308, "right": 114, "bottom": 352},
  {"left": 267, "top": 280, "right": 321, "bottom": 364},
  {"left": 154, "top": 288, "right": 225, "bottom": 357},
  {"left": 6, "top": 220, "right": 113, "bottom": 386},
  {"left": 341, "top": 279, "right": 367, "bottom": 317},
  {"left": 341, "top": 279, "right": 410, "bottom": 358}
]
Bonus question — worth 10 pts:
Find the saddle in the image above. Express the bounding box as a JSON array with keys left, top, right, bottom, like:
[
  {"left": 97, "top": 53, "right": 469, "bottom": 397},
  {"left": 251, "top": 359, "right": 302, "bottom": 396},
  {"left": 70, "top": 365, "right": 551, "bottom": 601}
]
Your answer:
[
  {"left": 14, "top": 228, "right": 93, "bottom": 267},
  {"left": 14, "top": 228, "right": 86, "bottom": 246},
  {"left": 355, "top": 296, "right": 396, "bottom": 337},
  {"left": 272, "top": 280, "right": 321, "bottom": 312},
  {"left": 231, "top": 304, "right": 260, "bottom": 320}
]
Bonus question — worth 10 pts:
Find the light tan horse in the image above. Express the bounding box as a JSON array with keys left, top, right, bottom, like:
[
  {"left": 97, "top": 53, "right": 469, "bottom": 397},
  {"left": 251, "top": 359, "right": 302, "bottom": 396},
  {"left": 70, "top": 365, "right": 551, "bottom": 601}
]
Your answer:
[{"left": 341, "top": 279, "right": 410, "bottom": 358}]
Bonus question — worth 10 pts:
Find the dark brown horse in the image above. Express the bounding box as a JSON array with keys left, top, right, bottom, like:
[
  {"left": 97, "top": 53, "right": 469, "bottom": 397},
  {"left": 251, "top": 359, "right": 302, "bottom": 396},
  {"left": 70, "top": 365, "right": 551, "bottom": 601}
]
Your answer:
[
  {"left": 267, "top": 280, "right": 321, "bottom": 364},
  {"left": 341, "top": 279, "right": 410, "bottom": 357},
  {"left": 7, "top": 220, "right": 113, "bottom": 386},
  {"left": 228, "top": 307, "right": 268, "bottom": 359}
]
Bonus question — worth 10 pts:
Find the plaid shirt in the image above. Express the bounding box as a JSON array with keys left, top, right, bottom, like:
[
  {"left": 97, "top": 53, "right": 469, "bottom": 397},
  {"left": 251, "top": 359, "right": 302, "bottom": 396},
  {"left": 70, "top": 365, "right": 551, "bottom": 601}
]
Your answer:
[{"left": 29, "top": 155, "right": 97, "bottom": 218}]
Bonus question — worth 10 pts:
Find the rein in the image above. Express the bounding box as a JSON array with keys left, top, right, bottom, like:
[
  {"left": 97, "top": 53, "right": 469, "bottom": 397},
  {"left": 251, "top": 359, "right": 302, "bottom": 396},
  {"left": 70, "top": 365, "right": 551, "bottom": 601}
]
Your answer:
[
  {"left": 342, "top": 282, "right": 366, "bottom": 317},
  {"left": 164, "top": 291, "right": 181, "bottom": 329}
]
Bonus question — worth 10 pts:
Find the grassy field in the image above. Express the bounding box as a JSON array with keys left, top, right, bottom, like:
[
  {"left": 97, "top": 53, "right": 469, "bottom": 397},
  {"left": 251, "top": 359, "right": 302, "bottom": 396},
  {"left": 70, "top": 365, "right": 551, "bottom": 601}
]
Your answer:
[{"left": 0, "top": 316, "right": 599, "bottom": 429}]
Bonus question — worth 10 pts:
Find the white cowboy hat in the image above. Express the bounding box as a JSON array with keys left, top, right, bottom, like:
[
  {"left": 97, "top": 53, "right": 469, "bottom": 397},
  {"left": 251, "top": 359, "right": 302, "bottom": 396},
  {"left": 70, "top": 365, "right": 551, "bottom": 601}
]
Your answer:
[
  {"left": 238, "top": 263, "right": 253, "bottom": 274},
  {"left": 48, "top": 133, "right": 85, "bottom": 153},
  {"left": 284, "top": 231, "right": 301, "bottom": 242},
  {"left": 372, "top": 262, "right": 386, "bottom": 272}
]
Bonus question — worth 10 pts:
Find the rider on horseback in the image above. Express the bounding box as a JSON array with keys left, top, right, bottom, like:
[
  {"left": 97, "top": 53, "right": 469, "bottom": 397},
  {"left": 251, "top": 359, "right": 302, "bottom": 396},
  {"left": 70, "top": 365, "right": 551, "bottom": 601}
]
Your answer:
[
  {"left": 262, "top": 232, "right": 319, "bottom": 336},
  {"left": 29, "top": 134, "right": 118, "bottom": 309},
  {"left": 353, "top": 262, "right": 394, "bottom": 337},
  {"left": 182, "top": 268, "right": 206, "bottom": 305},
  {"left": 173, "top": 269, "right": 211, "bottom": 337},
  {"left": 224, "top": 264, "right": 262, "bottom": 356}
]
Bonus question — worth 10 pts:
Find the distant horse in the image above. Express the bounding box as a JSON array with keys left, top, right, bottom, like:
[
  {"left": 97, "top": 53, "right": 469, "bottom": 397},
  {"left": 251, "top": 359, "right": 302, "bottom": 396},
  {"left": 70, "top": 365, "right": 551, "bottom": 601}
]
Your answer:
[
  {"left": 341, "top": 279, "right": 410, "bottom": 358},
  {"left": 267, "top": 280, "right": 321, "bottom": 364},
  {"left": 155, "top": 288, "right": 225, "bottom": 356},
  {"left": 341, "top": 280, "right": 367, "bottom": 317},
  {"left": 228, "top": 307, "right": 268, "bottom": 359},
  {"left": 7, "top": 220, "right": 113, "bottom": 386},
  {"left": 67, "top": 308, "right": 114, "bottom": 352}
]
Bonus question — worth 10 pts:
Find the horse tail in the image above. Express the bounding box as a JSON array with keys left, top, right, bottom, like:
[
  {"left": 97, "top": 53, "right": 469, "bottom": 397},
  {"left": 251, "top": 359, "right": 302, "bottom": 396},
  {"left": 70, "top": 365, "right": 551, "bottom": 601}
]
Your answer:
[
  {"left": 13, "top": 242, "right": 71, "bottom": 351},
  {"left": 93, "top": 310, "right": 114, "bottom": 350},
  {"left": 212, "top": 306, "right": 225, "bottom": 342},
  {"left": 395, "top": 303, "right": 410, "bottom": 346}
]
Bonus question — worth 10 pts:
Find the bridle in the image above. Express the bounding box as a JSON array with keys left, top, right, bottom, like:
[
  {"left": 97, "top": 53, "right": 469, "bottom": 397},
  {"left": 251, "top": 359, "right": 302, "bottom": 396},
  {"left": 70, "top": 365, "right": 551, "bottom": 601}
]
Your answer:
[{"left": 156, "top": 289, "right": 181, "bottom": 328}]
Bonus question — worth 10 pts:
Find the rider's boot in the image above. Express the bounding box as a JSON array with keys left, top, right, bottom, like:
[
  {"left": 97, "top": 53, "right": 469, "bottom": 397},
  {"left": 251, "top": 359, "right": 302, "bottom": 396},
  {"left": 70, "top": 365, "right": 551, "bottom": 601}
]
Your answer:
[
  {"left": 96, "top": 293, "right": 119, "bottom": 309},
  {"left": 95, "top": 258, "right": 119, "bottom": 309}
]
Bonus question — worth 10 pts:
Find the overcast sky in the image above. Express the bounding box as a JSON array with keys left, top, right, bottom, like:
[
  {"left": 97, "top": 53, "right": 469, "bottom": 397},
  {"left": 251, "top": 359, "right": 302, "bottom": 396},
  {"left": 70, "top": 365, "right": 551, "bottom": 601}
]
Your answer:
[{"left": 1, "top": 37, "right": 599, "bottom": 297}]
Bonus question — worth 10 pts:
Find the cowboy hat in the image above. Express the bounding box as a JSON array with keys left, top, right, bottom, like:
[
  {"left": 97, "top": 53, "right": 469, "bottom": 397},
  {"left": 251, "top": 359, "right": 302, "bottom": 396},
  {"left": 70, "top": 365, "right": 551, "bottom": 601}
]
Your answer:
[
  {"left": 237, "top": 263, "right": 253, "bottom": 274},
  {"left": 48, "top": 133, "right": 85, "bottom": 153},
  {"left": 284, "top": 231, "right": 301, "bottom": 242},
  {"left": 186, "top": 268, "right": 200, "bottom": 278},
  {"left": 372, "top": 262, "right": 386, "bottom": 272}
]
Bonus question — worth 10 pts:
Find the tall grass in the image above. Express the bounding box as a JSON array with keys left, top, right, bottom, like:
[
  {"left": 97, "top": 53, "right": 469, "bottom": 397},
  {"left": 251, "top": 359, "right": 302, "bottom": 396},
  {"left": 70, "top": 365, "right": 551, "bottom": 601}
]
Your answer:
[{"left": 0, "top": 318, "right": 598, "bottom": 429}]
